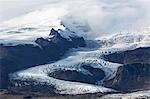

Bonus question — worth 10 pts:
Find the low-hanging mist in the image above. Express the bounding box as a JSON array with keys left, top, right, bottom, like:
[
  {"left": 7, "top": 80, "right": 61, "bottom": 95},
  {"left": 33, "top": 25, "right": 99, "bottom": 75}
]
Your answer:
[{"left": 0, "top": 0, "right": 150, "bottom": 39}]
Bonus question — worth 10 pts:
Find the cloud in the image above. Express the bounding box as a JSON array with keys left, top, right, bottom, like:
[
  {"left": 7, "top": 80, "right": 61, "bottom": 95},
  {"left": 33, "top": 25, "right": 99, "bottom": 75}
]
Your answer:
[
  {"left": 0, "top": 0, "right": 150, "bottom": 39},
  {"left": 0, "top": 0, "right": 63, "bottom": 22},
  {"left": 61, "top": 0, "right": 150, "bottom": 38}
]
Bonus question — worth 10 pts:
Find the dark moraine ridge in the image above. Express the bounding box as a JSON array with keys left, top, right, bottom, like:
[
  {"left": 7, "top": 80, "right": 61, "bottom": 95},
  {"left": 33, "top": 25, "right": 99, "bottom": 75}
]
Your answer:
[
  {"left": 49, "top": 65, "right": 105, "bottom": 84},
  {"left": 0, "top": 28, "right": 86, "bottom": 89}
]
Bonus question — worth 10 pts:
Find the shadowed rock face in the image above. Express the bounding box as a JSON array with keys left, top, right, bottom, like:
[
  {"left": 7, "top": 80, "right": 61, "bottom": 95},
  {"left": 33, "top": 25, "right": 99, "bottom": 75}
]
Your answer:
[
  {"left": 103, "top": 47, "right": 150, "bottom": 64},
  {"left": 0, "top": 28, "right": 86, "bottom": 89},
  {"left": 49, "top": 70, "right": 94, "bottom": 84},
  {"left": 82, "top": 65, "right": 105, "bottom": 82},
  {"left": 105, "top": 63, "right": 150, "bottom": 92},
  {"left": 103, "top": 47, "right": 150, "bottom": 92},
  {"left": 0, "top": 44, "right": 48, "bottom": 89},
  {"left": 48, "top": 65, "right": 105, "bottom": 84},
  {"left": 35, "top": 28, "right": 86, "bottom": 60}
]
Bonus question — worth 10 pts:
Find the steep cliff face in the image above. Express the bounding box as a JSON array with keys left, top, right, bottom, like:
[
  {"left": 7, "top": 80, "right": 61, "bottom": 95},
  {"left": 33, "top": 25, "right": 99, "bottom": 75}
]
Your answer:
[
  {"left": 105, "top": 63, "right": 150, "bottom": 92},
  {"left": 0, "top": 44, "right": 47, "bottom": 89},
  {"left": 123, "top": 48, "right": 150, "bottom": 64},
  {"left": 103, "top": 47, "right": 150, "bottom": 92},
  {"left": 103, "top": 47, "right": 150, "bottom": 64},
  {"left": 35, "top": 28, "right": 86, "bottom": 60}
]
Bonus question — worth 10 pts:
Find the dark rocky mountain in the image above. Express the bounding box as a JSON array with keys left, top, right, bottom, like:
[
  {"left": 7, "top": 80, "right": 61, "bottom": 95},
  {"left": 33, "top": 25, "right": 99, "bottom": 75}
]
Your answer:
[
  {"left": 103, "top": 47, "right": 150, "bottom": 64},
  {"left": 103, "top": 47, "right": 150, "bottom": 92},
  {"left": 0, "top": 44, "right": 48, "bottom": 89},
  {"left": 105, "top": 63, "right": 150, "bottom": 92},
  {"left": 0, "top": 28, "right": 86, "bottom": 89},
  {"left": 35, "top": 28, "right": 86, "bottom": 60}
]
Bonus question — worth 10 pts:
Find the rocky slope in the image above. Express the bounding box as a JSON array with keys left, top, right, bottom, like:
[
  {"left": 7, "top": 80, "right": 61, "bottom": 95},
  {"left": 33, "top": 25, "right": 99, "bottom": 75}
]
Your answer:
[
  {"left": 103, "top": 47, "right": 150, "bottom": 92},
  {"left": 103, "top": 47, "right": 150, "bottom": 64}
]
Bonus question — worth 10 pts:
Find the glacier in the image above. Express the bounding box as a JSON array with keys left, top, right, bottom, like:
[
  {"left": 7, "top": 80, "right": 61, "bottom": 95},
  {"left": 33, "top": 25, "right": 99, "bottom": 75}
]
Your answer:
[{"left": 8, "top": 29, "right": 150, "bottom": 95}]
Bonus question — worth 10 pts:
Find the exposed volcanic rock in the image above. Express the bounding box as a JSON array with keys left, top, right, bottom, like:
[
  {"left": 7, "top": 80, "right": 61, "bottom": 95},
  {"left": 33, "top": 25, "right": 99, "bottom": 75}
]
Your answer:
[
  {"left": 0, "top": 44, "right": 47, "bottom": 89},
  {"left": 105, "top": 63, "right": 150, "bottom": 92},
  {"left": 103, "top": 47, "right": 150, "bottom": 64},
  {"left": 0, "top": 28, "right": 86, "bottom": 89},
  {"left": 82, "top": 65, "right": 105, "bottom": 82},
  {"left": 35, "top": 28, "right": 86, "bottom": 60},
  {"left": 48, "top": 65, "right": 105, "bottom": 84},
  {"left": 103, "top": 47, "right": 150, "bottom": 92},
  {"left": 49, "top": 70, "right": 95, "bottom": 84}
]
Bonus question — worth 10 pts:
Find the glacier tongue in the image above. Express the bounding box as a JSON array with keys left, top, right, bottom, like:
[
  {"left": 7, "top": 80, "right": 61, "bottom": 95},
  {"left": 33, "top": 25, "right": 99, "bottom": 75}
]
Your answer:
[{"left": 10, "top": 47, "right": 120, "bottom": 94}]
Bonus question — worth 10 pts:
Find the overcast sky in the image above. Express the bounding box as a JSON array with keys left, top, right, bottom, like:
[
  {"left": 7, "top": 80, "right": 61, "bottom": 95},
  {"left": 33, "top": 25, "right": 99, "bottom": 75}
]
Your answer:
[
  {"left": 0, "top": 0, "right": 149, "bottom": 36},
  {"left": 0, "top": 0, "right": 63, "bottom": 22}
]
